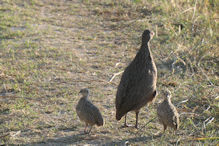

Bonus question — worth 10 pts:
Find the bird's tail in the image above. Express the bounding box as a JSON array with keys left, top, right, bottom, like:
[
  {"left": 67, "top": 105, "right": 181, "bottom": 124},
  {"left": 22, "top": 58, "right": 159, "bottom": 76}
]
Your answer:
[
  {"left": 97, "top": 117, "right": 104, "bottom": 126},
  {"left": 116, "top": 110, "right": 123, "bottom": 121}
]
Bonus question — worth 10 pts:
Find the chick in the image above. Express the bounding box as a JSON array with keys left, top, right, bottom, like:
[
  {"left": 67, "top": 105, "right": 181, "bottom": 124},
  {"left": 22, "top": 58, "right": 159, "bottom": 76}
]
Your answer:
[
  {"left": 76, "top": 88, "right": 103, "bottom": 134},
  {"left": 157, "top": 89, "right": 179, "bottom": 133}
]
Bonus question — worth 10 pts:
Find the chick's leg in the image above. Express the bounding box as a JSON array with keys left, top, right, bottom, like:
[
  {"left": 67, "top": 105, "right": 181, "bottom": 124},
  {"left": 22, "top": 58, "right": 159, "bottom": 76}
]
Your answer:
[
  {"left": 84, "top": 123, "right": 88, "bottom": 134},
  {"left": 88, "top": 126, "right": 93, "bottom": 134},
  {"left": 163, "top": 124, "right": 167, "bottom": 133}
]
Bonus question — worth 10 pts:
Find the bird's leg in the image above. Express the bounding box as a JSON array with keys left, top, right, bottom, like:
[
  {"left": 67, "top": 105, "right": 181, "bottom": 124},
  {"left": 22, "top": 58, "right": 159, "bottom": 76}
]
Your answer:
[
  {"left": 173, "top": 129, "right": 176, "bottom": 136},
  {"left": 163, "top": 124, "right": 167, "bottom": 134},
  {"left": 135, "top": 111, "right": 139, "bottom": 129},
  {"left": 84, "top": 123, "right": 88, "bottom": 134},
  {"left": 124, "top": 114, "right": 128, "bottom": 127},
  {"left": 88, "top": 126, "right": 93, "bottom": 134}
]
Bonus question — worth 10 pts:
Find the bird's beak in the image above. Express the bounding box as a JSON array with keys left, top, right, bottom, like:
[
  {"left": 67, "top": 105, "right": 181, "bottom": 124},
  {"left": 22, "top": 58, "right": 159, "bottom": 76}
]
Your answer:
[{"left": 150, "top": 31, "right": 154, "bottom": 37}]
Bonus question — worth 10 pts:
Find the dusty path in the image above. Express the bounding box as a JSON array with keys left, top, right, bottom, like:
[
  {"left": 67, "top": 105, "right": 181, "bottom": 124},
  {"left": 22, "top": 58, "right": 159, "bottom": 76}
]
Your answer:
[
  {"left": 21, "top": 0, "right": 151, "bottom": 145},
  {"left": 20, "top": 0, "right": 161, "bottom": 145},
  {"left": 36, "top": 0, "right": 127, "bottom": 87}
]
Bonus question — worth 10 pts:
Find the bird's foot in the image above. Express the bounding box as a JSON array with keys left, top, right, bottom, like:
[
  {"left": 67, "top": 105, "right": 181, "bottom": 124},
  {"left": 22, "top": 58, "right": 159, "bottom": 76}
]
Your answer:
[
  {"left": 135, "top": 125, "right": 139, "bottom": 129},
  {"left": 120, "top": 124, "right": 131, "bottom": 128},
  {"left": 154, "top": 131, "right": 163, "bottom": 136},
  {"left": 84, "top": 130, "right": 90, "bottom": 134}
]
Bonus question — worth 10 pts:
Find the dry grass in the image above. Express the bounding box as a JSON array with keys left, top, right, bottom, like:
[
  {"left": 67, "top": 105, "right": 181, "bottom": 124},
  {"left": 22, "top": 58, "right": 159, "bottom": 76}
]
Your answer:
[{"left": 0, "top": 0, "right": 218, "bottom": 145}]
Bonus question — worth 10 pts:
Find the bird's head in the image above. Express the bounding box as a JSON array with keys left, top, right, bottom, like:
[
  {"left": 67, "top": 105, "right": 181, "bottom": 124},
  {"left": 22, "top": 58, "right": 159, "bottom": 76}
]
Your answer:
[
  {"left": 163, "top": 89, "right": 172, "bottom": 99},
  {"left": 142, "top": 29, "right": 154, "bottom": 44},
  {"left": 79, "top": 88, "right": 89, "bottom": 97}
]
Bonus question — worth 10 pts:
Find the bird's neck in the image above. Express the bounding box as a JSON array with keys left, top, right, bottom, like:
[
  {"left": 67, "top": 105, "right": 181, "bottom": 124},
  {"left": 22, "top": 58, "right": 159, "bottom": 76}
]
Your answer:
[
  {"left": 139, "top": 42, "right": 152, "bottom": 61},
  {"left": 165, "top": 97, "right": 171, "bottom": 103},
  {"left": 82, "top": 95, "right": 89, "bottom": 100}
]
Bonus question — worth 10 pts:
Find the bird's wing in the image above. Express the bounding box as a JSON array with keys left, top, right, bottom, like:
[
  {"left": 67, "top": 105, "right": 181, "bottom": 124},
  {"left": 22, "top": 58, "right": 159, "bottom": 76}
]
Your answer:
[
  {"left": 116, "top": 66, "right": 149, "bottom": 112},
  {"left": 116, "top": 65, "right": 135, "bottom": 110},
  {"left": 157, "top": 103, "right": 168, "bottom": 119},
  {"left": 83, "top": 100, "right": 103, "bottom": 125}
]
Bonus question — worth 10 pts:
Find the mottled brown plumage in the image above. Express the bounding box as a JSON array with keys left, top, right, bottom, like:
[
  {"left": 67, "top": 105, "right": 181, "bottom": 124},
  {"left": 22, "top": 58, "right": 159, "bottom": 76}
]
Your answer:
[
  {"left": 116, "top": 29, "right": 157, "bottom": 128},
  {"left": 76, "top": 88, "right": 103, "bottom": 134},
  {"left": 157, "top": 89, "right": 179, "bottom": 133}
]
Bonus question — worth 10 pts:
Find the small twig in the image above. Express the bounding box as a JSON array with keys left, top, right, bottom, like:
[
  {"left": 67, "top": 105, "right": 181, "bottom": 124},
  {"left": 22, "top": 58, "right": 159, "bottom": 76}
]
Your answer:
[
  {"left": 10, "top": 131, "right": 21, "bottom": 137},
  {"left": 186, "top": 58, "right": 195, "bottom": 77},
  {"left": 72, "top": 78, "right": 117, "bottom": 86},
  {"left": 202, "top": 116, "right": 214, "bottom": 133},
  {"left": 180, "top": 7, "right": 194, "bottom": 14},
  {"left": 192, "top": 0, "right": 197, "bottom": 32},
  {"left": 109, "top": 71, "right": 124, "bottom": 83},
  {"left": 192, "top": 0, "right": 197, "bottom": 20},
  {"left": 179, "top": 137, "right": 219, "bottom": 143},
  {"left": 191, "top": 137, "right": 219, "bottom": 141},
  {"left": 176, "top": 99, "right": 189, "bottom": 108},
  {"left": 204, "top": 105, "right": 211, "bottom": 112},
  {"left": 199, "top": 67, "right": 214, "bottom": 85},
  {"left": 176, "top": 137, "right": 181, "bottom": 145},
  {"left": 180, "top": 112, "right": 199, "bottom": 117},
  {"left": 178, "top": 24, "right": 181, "bottom": 34},
  {"left": 205, "top": 117, "right": 215, "bottom": 126},
  {"left": 177, "top": 99, "right": 188, "bottom": 105},
  {"left": 115, "top": 62, "right": 121, "bottom": 67},
  {"left": 197, "top": 53, "right": 209, "bottom": 67},
  {"left": 138, "top": 116, "right": 157, "bottom": 132}
]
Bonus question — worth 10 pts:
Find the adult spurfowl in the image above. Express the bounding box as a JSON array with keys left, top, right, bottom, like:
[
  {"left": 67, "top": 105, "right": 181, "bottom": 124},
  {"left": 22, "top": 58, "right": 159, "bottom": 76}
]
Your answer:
[{"left": 116, "top": 29, "right": 157, "bottom": 128}]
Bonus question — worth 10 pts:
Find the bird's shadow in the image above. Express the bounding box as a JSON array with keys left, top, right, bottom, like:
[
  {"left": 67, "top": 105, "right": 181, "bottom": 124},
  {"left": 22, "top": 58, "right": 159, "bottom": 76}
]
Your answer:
[
  {"left": 25, "top": 133, "right": 162, "bottom": 146},
  {"left": 103, "top": 134, "right": 162, "bottom": 146},
  {"left": 25, "top": 131, "right": 111, "bottom": 146},
  {"left": 24, "top": 132, "right": 162, "bottom": 146},
  {"left": 23, "top": 132, "right": 91, "bottom": 145},
  {"left": 23, "top": 124, "right": 162, "bottom": 146}
]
